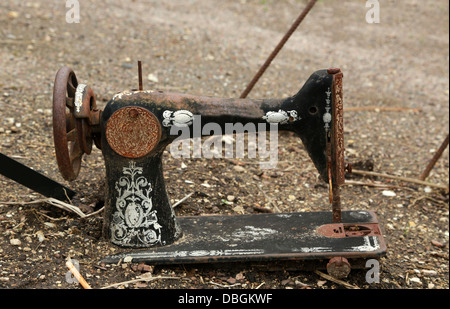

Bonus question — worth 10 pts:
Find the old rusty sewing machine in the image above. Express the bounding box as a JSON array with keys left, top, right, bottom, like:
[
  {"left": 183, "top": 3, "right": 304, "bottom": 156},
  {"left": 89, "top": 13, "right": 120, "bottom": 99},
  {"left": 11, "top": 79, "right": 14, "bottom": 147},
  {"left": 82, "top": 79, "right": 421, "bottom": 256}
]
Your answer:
[{"left": 52, "top": 64, "right": 386, "bottom": 278}]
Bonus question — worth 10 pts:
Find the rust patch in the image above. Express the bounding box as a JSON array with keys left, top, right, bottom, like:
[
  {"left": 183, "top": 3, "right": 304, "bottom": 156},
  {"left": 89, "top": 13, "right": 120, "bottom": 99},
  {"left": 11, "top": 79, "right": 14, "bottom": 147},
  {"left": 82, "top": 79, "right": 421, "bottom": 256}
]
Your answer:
[
  {"left": 316, "top": 223, "right": 382, "bottom": 238},
  {"left": 106, "top": 107, "right": 161, "bottom": 158}
]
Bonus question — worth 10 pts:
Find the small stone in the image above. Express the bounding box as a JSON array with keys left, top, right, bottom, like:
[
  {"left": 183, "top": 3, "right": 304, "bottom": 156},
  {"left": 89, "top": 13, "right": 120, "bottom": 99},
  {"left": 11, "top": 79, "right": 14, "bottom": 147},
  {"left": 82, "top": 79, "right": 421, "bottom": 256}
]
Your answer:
[
  {"left": 421, "top": 270, "right": 437, "bottom": 277},
  {"left": 123, "top": 256, "right": 133, "bottom": 263},
  {"left": 382, "top": 190, "right": 396, "bottom": 197},
  {"left": 134, "top": 282, "right": 148, "bottom": 288},
  {"left": 387, "top": 223, "right": 395, "bottom": 230},
  {"left": 147, "top": 73, "right": 159, "bottom": 83},
  {"left": 235, "top": 272, "right": 245, "bottom": 281},
  {"left": 10, "top": 239, "right": 21, "bottom": 246},
  {"left": 227, "top": 195, "right": 235, "bottom": 202},
  {"left": 281, "top": 279, "right": 292, "bottom": 286},
  {"left": 5, "top": 117, "right": 15, "bottom": 125},
  {"left": 137, "top": 263, "right": 154, "bottom": 273},
  {"left": 121, "top": 63, "right": 133, "bottom": 69},
  {"left": 233, "top": 166, "right": 246, "bottom": 173},
  {"left": 7, "top": 11, "right": 19, "bottom": 18},
  {"left": 36, "top": 231, "right": 45, "bottom": 242},
  {"left": 431, "top": 240, "right": 444, "bottom": 248},
  {"left": 44, "top": 222, "right": 56, "bottom": 228},
  {"left": 233, "top": 206, "right": 244, "bottom": 214},
  {"left": 409, "top": 277, "right": 421, "bottom": 285}
]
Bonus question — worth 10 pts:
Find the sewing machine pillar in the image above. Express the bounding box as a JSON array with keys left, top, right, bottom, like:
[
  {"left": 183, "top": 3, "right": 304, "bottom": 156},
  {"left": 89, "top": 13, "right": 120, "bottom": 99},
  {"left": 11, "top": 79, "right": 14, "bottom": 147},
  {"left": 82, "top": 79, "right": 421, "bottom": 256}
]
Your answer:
[
  {"left": 101, "top": 152, "right": 182, "bottom": 248},
  {"left": 99, "top": 104, "right": 182, "bottom": 248}
]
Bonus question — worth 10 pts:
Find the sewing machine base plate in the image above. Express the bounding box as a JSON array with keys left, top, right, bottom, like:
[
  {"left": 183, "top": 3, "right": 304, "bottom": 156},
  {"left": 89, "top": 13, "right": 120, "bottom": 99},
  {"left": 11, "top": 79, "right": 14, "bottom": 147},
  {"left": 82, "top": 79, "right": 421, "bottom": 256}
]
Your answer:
[{"left": 102, "top": 210, "right": 386, "bottom": 266}]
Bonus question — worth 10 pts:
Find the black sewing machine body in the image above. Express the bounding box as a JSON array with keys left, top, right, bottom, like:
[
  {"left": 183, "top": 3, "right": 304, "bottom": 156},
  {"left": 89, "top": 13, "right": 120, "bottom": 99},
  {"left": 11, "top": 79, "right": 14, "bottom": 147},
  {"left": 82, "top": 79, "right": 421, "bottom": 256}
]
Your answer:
[
  {"left": 99, "top": 70, "right": 331, "bottom": 248},
  {"left": 52, "top": 66, "right": 385, "bottom": 277}
]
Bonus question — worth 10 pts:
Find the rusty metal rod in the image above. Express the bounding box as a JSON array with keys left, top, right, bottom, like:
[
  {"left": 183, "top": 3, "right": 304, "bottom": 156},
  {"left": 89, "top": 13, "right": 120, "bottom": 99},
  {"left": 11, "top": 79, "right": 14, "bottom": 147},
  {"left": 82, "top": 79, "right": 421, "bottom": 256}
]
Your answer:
[
  {"left": 138, "top": 60, "right": 143, "bottom": 91},
  {"left": 419, "top": 133, "right": 449, "bottom": 181},
  {"left": 240, "top": 0, "right": 318, "bottom": 98}
]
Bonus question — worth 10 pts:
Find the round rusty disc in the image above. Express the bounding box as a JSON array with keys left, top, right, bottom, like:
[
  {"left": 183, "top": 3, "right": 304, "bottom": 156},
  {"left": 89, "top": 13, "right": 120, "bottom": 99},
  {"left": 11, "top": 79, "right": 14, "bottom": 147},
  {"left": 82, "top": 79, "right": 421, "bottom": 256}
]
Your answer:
[{"left": 106, "top": 107, "right": 161, "bottom": 158}]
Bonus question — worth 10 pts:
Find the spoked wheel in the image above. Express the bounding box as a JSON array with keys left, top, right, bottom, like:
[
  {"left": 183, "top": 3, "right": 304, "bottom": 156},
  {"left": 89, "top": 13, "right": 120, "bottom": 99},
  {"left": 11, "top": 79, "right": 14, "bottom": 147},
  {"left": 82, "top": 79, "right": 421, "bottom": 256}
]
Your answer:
[{"left": 52, "top": 67, "right": 85, "bottom": 181}]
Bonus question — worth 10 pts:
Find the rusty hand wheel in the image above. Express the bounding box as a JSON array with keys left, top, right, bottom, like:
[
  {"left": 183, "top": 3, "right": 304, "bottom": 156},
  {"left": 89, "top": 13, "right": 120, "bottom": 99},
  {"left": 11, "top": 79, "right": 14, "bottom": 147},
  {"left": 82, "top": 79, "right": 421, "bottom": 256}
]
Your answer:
[{"left": 53, "top": 67, "right": 96, "bottom": 181}]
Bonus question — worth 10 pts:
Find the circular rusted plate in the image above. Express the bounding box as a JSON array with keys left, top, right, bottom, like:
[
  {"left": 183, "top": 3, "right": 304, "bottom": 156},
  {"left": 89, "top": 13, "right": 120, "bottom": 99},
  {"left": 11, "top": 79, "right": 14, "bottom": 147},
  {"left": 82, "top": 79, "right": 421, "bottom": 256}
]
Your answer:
[{"left": 106, "top": 107, "right": 161, "bottom": 158}]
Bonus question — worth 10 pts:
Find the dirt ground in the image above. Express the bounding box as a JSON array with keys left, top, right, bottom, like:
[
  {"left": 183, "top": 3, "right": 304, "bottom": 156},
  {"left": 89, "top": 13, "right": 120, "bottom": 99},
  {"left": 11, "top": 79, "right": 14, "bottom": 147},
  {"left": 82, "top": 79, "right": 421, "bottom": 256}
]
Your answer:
[{"left": 0, "top": 0, "right": 448, "bottom": 290}]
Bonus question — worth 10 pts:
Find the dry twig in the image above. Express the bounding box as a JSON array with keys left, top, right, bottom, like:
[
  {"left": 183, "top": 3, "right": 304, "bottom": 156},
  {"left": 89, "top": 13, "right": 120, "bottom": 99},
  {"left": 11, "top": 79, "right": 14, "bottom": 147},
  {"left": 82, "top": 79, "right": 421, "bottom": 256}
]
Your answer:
[
  {"left": 419, "top": 133, "right": 449, "bottom": 181},
  {"left": 209, "top": 281, "right": 242, "bottom": 288},
  {"left": 32, "top": 209, "right": 68, "bottom": 221},
  {"left": 410, "top": 195, "right": 448, "bottom": 207},
  {"left": 257, "top": 184, "right": 281, "bottom": 213},
  {"left": 314, "top": 270, "right": 359, "bottom": 289},
  {"left": 0, "top": 198, "right": 104, "bottom": 218},
  {"left": 101, "top": 275, "right": 180, "bottom": 289},
  {"left": 350, "top": 169, "right": 448, "bottom": 190},
  {"left": 345, "top": 106, "right": 421, "bottom": 112},
  {"left": 172, "top": 192, "right": 194, "bottom": 208},
  {"left": 343, "top": 180, "right": 401, "bottom": 190}
]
